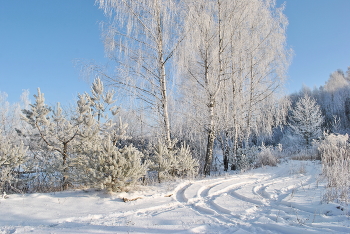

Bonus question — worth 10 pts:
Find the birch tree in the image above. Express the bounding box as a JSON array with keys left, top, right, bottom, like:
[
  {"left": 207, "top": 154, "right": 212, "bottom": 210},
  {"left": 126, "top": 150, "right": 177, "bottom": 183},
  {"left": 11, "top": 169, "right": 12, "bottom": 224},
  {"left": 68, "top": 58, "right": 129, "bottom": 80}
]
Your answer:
[
  {"left": 179, "top": 0, "right": 290, "bottom": 174},
  {"left": 220, "top": 0, "right": 289, "bottom": 171},
  {"left": 95, "top": 0, "right": 186, "bottom": 147},
  {"left": 178, "top": 0, "right": 226, "bottom": 175}
]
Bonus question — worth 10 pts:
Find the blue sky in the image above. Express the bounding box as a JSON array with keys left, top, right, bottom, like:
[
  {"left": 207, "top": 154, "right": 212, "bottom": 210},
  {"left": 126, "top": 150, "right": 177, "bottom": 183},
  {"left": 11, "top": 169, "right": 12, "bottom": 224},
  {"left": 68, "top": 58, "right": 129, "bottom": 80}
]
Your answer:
[
  {"left": 0, "top": 1, "right": 107, "bottom": 105},
  {"left": 1, "top": 0, "right": 349, "bottom": 105},
  {"left": 278, "top": 0, "right": 350, "bottom": 92}
]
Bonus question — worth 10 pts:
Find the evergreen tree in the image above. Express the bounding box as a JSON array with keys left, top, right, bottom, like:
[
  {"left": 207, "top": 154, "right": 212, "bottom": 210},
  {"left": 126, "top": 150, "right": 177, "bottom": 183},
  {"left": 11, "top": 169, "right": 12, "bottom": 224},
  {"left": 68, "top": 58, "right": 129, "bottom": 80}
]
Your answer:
[
  {"left": 149, "top": 141, "right": 199, "bottom": 183},
  {"left": 289, "top": 95, "right": 324, "bottom": 146},
  {"left": 82, "top": 137, "right": 149, "bottom": 192},
  {"left": 21, "top": 78, "right": 148, "bottom": 192},
  {"left": 74, "top": 78, "right": 149, "bottom": 192},
  {"left": 22, "top": 89, "right": 80, "bottom": 189}
]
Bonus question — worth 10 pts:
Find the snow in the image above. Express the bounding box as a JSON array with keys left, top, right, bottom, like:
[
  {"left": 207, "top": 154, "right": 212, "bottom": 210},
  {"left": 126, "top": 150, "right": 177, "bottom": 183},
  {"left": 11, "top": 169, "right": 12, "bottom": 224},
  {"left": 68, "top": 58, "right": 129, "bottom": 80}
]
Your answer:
[{"left": 1, "top": 160, "right": 350, "bottom": 234}]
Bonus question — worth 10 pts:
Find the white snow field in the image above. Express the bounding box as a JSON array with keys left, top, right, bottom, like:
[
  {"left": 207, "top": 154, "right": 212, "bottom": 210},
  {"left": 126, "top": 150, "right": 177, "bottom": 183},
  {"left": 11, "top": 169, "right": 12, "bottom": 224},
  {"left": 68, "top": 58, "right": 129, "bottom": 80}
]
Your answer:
[{"left": 1, "top": 160, "right": 350, "bottom": 234}]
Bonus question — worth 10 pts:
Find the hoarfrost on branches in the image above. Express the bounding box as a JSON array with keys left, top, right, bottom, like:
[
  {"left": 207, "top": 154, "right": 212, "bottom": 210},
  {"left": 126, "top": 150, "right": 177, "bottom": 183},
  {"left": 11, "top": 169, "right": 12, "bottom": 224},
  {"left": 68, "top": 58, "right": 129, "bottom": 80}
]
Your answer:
[{"left": 289, "top": 94, "right": 324, "bottom": 146}]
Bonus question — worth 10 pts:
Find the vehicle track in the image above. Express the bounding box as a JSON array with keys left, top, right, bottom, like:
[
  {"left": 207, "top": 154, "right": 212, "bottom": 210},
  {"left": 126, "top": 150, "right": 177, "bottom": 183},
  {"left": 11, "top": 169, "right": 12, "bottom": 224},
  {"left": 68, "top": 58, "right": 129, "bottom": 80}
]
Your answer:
[{"left": 173, "top": 162, "right": 350, "bottom": 233}]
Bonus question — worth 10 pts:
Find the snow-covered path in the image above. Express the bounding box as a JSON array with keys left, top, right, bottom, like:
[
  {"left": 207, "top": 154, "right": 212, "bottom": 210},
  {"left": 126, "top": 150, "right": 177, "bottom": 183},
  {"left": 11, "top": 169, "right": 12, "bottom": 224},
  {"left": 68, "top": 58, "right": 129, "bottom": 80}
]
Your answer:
[{"left": 1, "top": 161, "right": 350, "bottom": 233}]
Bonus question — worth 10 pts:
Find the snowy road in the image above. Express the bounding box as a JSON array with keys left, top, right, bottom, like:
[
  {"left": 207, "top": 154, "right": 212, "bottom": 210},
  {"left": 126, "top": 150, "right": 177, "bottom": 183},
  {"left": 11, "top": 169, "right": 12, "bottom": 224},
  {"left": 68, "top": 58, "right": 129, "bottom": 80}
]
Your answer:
[{"left": 1, "top": 161, "right": 350, "bottom": 233}]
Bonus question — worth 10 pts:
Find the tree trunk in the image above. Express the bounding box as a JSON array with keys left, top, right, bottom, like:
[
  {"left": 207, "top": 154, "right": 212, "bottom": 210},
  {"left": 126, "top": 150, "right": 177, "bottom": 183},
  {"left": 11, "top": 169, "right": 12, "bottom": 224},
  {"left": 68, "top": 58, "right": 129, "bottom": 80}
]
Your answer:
[
  {"left": 160, "top": 63, "right": 171, "bottom": 147},
  {"left": 156, "top": 1, "right": 171, "bottom": 148},
  {"left": 204, "top": 128, "right": 215, "bottom": 176},
  {"left": 62, "top": 142, "right": 68, "bottom": 190},
  {"left": 223, "top": 131, "right": 230, "bottom": 171},
  {"left": 204, "top": 99, "right": 215, "bottom": 176}
]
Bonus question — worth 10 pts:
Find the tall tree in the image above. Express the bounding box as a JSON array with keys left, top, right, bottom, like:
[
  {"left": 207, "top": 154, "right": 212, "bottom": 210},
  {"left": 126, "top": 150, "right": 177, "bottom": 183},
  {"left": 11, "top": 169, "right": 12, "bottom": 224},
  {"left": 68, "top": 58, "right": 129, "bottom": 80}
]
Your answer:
[
  {"left": 178, "top": 0, "right": 230, "bottom": 175},
  {"left": 225, "top": 0, "right": 290, "bottom": 170},
  {"left": 179, "top": 0, "right": 290, "bottom": 174},
  {"left": 95, "top": 0, "right": 186, "bottom": 147}
]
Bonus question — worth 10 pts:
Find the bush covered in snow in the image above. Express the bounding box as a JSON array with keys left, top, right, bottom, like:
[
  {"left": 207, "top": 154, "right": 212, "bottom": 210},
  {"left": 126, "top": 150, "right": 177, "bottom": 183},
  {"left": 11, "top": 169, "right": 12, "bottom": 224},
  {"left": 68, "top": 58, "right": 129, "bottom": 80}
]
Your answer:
[
  {"left": 82, "top": 139, "right": 149, "bottom": 192},
  {"left": 149, "top": 141, "right": 199, "bottom": 183},
  {"left": 0, "top": 131, "right": 27, "bottom": 193},
  {"left": 235, "top": 144, "right": 281, "bottom": 171},
  {"left": 236, "top": 146, "right": 259, "bottom": 171},
  {"left": 318, "top": 133, "right": 350, "bottom": 204},
  {"left": 255, "top": 144, "right": 280, "bottom": 167}
]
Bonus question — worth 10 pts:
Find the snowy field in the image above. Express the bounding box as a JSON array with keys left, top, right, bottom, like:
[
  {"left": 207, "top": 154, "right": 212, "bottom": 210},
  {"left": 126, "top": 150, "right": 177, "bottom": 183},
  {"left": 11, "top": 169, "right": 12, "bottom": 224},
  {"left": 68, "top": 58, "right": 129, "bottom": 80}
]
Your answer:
[{"left": 1, "top": 160, "right": 350, "bottom": 234}]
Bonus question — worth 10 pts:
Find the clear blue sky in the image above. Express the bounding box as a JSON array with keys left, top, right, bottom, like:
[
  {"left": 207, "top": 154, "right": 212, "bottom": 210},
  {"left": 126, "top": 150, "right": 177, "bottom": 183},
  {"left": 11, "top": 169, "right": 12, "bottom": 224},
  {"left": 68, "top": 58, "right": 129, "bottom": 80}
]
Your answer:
[
  {"left": 1, "top": 0, "right": 349, "bottom": 105},
  {"left": 0, "top": 0, "right": 107, "bottom": 105},
  {"left": 277, "top": 0, "right": 350, "bottom": 92}
]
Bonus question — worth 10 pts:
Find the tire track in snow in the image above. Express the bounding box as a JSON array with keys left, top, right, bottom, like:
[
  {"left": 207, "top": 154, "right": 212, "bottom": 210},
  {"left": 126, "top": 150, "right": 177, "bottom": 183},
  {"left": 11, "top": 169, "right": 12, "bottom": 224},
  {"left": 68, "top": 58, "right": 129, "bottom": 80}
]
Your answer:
[
  {"left": 173, "top": 173, "right": 278, "bottom": 231},
  {"left": 173, "top": 162, "right": 350, "bottom": 234},
  {"left": 173, "top": 175, "right": 255, "bottom": 228},
  {"left": 49, "top": 162, "right": 350, "bottom": 233},
  {"left": 233, "top": 167, "right": 350, "bottom": 234}
]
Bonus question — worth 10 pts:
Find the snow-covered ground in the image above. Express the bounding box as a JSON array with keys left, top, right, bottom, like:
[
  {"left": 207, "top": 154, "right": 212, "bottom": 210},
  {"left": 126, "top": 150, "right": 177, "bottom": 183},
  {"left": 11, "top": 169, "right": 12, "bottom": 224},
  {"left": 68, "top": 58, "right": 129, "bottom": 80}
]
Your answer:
[{"left": 1, "top": 160, "right": 350, "bottom": 234}]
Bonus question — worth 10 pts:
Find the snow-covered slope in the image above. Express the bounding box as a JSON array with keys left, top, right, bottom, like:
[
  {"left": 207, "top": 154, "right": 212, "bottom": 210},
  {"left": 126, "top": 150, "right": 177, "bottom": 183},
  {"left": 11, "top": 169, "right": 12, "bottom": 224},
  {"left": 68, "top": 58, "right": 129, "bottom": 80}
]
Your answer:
[{"left": 1, "top": 160, "right": 349, "bottom": 234}]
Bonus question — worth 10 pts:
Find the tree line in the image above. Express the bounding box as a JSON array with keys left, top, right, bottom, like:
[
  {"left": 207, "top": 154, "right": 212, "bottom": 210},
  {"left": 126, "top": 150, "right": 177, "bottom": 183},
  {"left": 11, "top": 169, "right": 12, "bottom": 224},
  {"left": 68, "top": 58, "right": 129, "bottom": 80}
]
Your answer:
[
  {"left": 91, "top": 0, "right": 291, "bottom": 175},
  {"left": 4, "top": 0, "right": 350, "bottom": 195}
]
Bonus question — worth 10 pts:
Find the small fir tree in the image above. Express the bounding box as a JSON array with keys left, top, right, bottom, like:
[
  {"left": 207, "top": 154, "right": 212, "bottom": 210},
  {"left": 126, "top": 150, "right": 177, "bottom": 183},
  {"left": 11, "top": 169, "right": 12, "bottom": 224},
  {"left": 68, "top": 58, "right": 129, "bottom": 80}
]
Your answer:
[
  {"left": 289, "top": 95, "right": 324, "bottom": 146},
  {"left": 74, "top": 78, "right": 149, "bottom": 192},
  {"left": 21, "top": 78, "right": 144, "bottom": 192},
  {"left": 83, "top": 136, "right": 149, "bottom": 192},
  {"left": 22, "top": 89, "right": 80, "bottom": 189},
  {"left": 150, "top": 141, "right": 198, "bottom": 183}
]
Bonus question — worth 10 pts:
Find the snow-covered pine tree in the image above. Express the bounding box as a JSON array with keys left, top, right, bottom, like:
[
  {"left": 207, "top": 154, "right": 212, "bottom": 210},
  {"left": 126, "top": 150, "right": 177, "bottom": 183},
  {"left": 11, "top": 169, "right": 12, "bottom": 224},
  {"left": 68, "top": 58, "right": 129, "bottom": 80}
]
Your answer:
[
  {"left": 150, "top": 141, "right": 198, "bottom": 182},
  {"left": 22, "top": 89, "right": 80, "bottom": 190},
  {"left": 175, "top": 143, "right": 199, "bottom": 178},
  {"left": 82, "top": 136, "right": 149, "bottom": 192},
  {"left": 150, "top": 141, "right": 178, "bottom": 183},
  {"left": 289, "top": 94, "right": 324, "bottom": 146},
  {"left": 75, "top": 78, "right": 149, "bottom": 192}
]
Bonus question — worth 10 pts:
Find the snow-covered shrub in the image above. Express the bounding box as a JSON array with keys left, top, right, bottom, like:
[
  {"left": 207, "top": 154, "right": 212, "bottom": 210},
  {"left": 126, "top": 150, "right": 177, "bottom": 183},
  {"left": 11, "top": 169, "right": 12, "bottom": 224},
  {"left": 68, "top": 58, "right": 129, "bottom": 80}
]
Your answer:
[
  {"left": 235, "top": 144, "right": 282, "bottom": 171},
  {"left": 83, "top": 138, "right": 149, "bottom": 192},
  {"left": 149, "top": 141, "right": 199, "bottom": 182},
  {"left": 318, "top": 133, "right": 350, "bottom": 204},
  {"left": 279, "top": 131, "right": 304, "bottom": 151},
  {"left": 280, "top": 129, "right": 319, "bottom": 161},
  {"left": 174, "top": 143, "right": 199, "bottom": 178},
  {"left": 0, "top": 131, "right": 27, "bottom": 193},
  {"left": 255, "top": 144, "right": 279, "bottom": 167},
  {"left": 236, "top": 146, "right": 259, "bottom": 171},
  {"left": 290, "top": 146, "right": 319, "bottom": 161}
]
